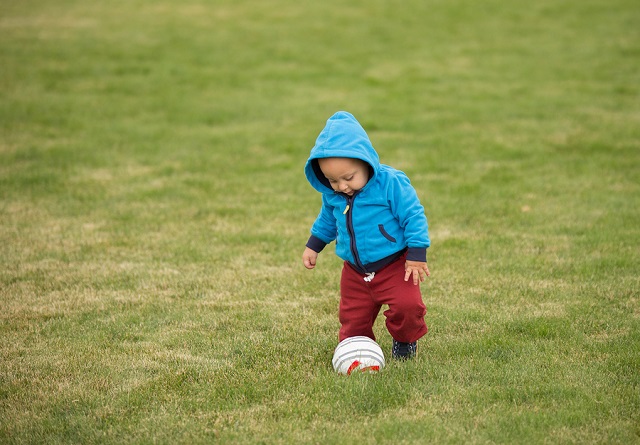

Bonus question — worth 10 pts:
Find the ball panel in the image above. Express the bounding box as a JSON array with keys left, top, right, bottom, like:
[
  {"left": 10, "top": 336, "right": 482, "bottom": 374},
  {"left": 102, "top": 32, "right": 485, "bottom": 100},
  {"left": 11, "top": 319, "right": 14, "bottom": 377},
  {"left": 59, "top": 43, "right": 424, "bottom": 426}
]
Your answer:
[{"left": 332, "top": 350, "right": 385, "bottom": 371}]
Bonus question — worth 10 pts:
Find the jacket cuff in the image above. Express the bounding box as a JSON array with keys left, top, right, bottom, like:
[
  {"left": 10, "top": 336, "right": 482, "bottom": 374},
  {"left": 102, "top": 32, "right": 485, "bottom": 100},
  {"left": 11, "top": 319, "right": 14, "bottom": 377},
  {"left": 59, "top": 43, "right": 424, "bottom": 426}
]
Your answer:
[
  {"left": 406, "top": 247, "right": 427, "bottom": 262},
  {"left": 306, "top": 235, "right": 327, "bottom": 253}
]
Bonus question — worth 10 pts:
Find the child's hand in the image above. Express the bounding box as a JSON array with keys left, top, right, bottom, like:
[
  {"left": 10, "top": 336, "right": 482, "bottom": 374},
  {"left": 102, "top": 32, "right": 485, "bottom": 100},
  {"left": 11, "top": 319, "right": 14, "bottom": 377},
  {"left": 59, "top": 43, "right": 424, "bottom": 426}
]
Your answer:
[
  {"left": 404, "top": 260, "right": 430, "bottom": 285},
  {"left": 302, "top": 247, "right": 319, "bottom": 270}
]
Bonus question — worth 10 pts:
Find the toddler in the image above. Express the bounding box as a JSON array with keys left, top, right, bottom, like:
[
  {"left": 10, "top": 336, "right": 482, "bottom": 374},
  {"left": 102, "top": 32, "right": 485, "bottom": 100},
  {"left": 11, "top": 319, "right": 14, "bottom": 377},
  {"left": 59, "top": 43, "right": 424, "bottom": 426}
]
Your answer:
[{"left": 302, "top": 111, "right": 430, "bottom": 359}]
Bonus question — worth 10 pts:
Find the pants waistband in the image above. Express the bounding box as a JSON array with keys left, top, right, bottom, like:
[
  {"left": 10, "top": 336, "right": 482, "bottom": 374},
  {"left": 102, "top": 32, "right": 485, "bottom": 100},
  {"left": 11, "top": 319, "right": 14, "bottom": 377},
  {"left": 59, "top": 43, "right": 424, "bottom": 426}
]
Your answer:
[{"left": 347, "top": 249, "right": 407, "bottom": 274}]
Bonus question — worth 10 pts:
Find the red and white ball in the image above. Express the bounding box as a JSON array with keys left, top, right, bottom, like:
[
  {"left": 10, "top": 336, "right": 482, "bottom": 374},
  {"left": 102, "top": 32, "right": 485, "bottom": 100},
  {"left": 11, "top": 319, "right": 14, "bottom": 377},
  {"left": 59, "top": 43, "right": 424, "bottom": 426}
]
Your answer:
[{"left": 332, "top": 336, "right": 385, "bottom": 375}]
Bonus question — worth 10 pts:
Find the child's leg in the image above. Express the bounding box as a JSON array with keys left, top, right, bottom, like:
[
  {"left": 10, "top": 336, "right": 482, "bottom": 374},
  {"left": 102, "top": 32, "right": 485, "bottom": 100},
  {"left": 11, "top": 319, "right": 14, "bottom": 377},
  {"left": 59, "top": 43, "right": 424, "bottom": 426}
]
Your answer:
[
  {"left": 374, "top": 256, "right": 428, "bottom": 343},
  {"left": 338, "top": 263, "right": 382, "bottom": 342}
]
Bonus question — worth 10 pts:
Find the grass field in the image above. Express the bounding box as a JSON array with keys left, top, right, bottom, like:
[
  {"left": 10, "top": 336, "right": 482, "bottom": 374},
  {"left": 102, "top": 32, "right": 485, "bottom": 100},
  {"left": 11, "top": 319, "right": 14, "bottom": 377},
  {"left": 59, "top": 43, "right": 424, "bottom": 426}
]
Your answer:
[{"left": 1, "top": 0, "right": 639, "bottom": 443}]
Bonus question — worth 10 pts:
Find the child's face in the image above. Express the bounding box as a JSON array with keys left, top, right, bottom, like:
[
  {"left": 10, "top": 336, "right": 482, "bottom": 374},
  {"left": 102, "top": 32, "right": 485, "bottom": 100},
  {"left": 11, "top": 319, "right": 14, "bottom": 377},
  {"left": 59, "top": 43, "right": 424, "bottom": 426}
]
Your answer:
[{"left": 318, "top": 157, "right": 369, "bottom": 196}]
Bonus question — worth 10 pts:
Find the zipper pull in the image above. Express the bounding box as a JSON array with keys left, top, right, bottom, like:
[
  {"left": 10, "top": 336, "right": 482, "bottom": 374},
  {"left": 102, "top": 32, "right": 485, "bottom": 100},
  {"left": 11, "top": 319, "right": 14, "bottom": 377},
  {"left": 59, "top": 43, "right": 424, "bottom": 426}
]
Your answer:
[{"left": 343, "top": 204, "right": 350, "bottom": 214}]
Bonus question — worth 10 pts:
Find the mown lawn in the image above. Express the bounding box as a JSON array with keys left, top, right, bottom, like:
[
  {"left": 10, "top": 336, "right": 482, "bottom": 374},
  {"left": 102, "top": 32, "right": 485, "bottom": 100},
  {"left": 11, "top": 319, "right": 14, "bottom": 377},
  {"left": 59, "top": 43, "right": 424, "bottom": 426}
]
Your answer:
[{"left": 1, "top": 0, "right": 639, "bottom": 443}]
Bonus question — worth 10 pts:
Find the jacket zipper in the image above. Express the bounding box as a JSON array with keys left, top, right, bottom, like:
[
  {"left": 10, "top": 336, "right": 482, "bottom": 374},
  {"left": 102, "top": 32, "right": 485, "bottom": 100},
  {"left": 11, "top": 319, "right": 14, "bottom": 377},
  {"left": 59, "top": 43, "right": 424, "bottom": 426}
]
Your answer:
[{"left": 343, "top": 193, "right": 367, "bottom": 273}]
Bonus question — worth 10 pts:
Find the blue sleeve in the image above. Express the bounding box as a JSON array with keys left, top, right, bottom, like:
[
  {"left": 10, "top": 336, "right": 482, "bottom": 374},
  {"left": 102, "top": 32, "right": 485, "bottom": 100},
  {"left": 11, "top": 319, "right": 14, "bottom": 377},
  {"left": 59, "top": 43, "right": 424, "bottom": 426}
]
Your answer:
[
  {"left": 309, "top": 194, "right": 338, "bottom": 246},
  {"left": 388, "top": 173, "right": 430, "bottom": 259}
]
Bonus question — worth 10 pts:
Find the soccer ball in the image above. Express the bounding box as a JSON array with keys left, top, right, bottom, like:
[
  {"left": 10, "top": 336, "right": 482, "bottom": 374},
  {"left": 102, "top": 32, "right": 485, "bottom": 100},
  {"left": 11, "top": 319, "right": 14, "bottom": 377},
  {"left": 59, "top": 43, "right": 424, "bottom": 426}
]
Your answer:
[{"left": 332, "top": 336, "right": 385, "bottom": 375}]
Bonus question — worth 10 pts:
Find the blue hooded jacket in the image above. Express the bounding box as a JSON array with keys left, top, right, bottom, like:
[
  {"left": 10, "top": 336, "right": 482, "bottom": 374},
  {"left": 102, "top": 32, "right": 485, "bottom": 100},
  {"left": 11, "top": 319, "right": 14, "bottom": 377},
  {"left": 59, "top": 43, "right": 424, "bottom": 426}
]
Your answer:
[{"left": 305, "top": 111, "right": 430, "bottom": 273}]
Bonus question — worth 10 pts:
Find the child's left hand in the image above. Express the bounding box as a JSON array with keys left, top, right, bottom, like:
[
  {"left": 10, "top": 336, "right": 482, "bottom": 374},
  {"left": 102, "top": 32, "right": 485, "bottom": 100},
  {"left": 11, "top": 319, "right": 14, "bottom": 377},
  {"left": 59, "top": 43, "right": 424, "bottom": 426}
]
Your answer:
[{"left": 404, "top": 261, "right": 430, "bottom": 285}]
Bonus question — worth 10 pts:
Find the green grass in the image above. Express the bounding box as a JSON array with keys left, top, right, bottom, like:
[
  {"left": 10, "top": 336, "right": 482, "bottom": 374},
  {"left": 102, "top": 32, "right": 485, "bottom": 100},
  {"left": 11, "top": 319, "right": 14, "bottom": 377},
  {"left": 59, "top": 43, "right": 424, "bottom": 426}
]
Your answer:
[{"left": 1, "top": 0, "right": 639, "bottom": 443}]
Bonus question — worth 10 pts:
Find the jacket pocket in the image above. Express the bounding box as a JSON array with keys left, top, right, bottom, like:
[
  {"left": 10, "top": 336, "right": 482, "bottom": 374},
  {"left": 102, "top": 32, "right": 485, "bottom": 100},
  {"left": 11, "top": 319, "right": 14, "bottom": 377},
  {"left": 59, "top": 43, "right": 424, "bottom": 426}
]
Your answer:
[{"left": 378, "top": 224, "right": 397, "bottom": 243}]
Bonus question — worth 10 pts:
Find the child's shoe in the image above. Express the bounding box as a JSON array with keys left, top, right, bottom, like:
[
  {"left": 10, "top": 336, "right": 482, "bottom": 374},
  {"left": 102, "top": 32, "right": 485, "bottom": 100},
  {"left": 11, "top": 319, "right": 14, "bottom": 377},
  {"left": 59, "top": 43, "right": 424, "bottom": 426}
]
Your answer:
[{"left": 392, "top": 339, "right": 417, "bottom": 360}]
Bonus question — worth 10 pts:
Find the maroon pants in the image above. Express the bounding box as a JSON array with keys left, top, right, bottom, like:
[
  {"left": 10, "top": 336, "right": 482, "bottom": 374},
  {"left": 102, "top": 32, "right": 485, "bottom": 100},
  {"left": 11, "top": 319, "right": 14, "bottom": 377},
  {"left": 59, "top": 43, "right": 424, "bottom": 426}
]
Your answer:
[{"left": 339, "top": 253, "right": 428, "bottom": 343}]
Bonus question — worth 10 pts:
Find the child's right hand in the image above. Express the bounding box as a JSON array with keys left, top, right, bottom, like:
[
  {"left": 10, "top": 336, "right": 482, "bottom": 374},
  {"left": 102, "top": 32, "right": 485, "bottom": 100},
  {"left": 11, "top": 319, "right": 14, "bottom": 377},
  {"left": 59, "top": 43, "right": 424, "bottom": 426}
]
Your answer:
[{"left": 302, "top": 247, "right": 318, "bottom": 269}]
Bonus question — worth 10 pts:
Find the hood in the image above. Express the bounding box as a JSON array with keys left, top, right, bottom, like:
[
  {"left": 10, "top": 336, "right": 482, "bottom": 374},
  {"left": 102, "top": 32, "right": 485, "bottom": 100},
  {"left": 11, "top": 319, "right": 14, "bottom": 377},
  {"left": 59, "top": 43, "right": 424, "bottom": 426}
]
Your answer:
[{"left": 305, "top": 111, "right": 380, "bottom": 193}]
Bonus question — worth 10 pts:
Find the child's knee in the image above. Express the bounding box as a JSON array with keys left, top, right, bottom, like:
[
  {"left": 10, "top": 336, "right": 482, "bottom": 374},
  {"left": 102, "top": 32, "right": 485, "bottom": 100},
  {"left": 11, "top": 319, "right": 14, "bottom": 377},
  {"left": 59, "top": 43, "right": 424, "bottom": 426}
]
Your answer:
[{"left": 390, "top": 296, "right": 426, "bottom": 316}]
